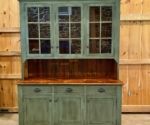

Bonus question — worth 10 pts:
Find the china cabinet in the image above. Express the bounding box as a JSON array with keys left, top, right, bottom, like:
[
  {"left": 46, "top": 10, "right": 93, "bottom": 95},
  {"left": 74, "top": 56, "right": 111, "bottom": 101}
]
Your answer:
[
  {"left": 20, "top": 0, "right": 119, "bottom": 60},
  {"left": 18, "top": 0, "right": 122, "bottom": 125}
]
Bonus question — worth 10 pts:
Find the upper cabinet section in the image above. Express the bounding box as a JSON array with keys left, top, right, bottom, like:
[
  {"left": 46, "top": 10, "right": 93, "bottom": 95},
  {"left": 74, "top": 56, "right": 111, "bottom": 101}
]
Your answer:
[{"left": 20, "top": 0, "right": 120, "bottom": 61}]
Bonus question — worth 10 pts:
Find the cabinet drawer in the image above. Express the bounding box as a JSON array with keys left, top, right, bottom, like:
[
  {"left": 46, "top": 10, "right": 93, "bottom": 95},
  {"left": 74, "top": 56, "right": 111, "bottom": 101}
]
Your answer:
[
  {"left": 23, "top": 86, "right": 52, "bottom": 94},
  {"left": 86, "top": 86, "right": 116, "bottom": 96},
  {"left": 54, "top": 86, "right": 84, "bottom": 94}
]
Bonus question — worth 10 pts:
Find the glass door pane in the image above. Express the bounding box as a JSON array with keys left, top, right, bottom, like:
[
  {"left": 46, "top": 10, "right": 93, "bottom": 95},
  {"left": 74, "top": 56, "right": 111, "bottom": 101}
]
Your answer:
[
  {"left": 89, "top": 6, "right": 112, "bottom": 54},
  {"left": 27, "top": 6, "right": 52, "bottom": 54},
  {"left": 58, "top": 6, "right": 81, "bottom": 54}
]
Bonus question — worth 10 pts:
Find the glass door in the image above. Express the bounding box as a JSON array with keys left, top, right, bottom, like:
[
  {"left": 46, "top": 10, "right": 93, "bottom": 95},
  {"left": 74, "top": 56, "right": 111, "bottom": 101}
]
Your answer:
[
  {"left": 26, "top": 4, "right": 53, "bottom": 57},
  {"left": 88, "top": 5, "right": 113, "bottom": 56},
  {"left": 56, "top": 5, "right": 83, "bottom": 57}
]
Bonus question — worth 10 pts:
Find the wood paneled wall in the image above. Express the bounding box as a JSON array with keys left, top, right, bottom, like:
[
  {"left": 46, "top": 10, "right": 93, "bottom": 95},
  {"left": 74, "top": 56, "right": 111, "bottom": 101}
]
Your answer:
[
  {"left": 0, "top": 0, "right": 21, "bottom": 112},
  {"left": 120, "top": 0, "right": 150, "bottom": 112},
  {"left": 0, "top": 0, "right": 150, "bottom": 112}
]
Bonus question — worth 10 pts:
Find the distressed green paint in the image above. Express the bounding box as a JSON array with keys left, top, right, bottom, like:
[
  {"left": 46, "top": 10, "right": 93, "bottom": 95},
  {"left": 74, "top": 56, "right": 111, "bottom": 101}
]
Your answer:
[
  {"left": 116, "top": 86, "right": 122, "bottom": 125},
  {"left": 54, "top": 95, "right": 84, "bottom": 125},
  {"left": 24, "top": 96, "right": 52, "bottom": 125},
  {"left": 18, "top": 85, "right": 122, "bottom": 125},
  {"left": 20, "top": 0, "right": 120, "bottom": 62},
  {"left": 86, "top": 98, "right": 116, "bottom": 124}
]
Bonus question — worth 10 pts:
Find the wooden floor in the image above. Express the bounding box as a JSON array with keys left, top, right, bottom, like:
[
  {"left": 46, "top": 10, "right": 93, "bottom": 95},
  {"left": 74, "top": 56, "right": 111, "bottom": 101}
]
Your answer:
[{"left": 0, "top": 113, "right": 150, "bottom": 125}]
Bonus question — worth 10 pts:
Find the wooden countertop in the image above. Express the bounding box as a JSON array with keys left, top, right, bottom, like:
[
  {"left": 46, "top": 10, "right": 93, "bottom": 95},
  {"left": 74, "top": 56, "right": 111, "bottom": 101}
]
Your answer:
[{"left": 18, "top": 79, "right": 124, "bottom": 85}]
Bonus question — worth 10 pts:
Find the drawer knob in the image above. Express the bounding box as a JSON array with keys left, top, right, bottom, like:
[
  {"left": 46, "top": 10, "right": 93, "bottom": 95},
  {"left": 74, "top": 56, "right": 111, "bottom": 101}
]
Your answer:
[
  {"left": 66, "top": 88, "right": 73, "bottom": 93},
  {"left": 97, "top": 88, "right": 105, "bottom": 93},
  {"left": 34, "top": 88, "right": 41, "bottom": 93}
]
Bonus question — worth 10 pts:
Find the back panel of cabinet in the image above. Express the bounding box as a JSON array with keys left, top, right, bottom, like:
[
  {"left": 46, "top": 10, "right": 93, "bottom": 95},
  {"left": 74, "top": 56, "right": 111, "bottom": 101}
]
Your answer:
[{"left": 24, "top": 59, "right": 117, "bottom": 79}]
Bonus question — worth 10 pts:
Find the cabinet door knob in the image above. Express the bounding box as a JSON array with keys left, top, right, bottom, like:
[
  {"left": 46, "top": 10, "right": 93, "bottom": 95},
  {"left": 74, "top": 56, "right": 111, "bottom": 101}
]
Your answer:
[
  {"left": 34, "top": 88, "right": 41, "bottom": 93},
  {"left": 97, "top": 88, "right": 105, "bottom": 93},
  {"left": 65, "top": 88, "right": 73, "bottom": 93}
]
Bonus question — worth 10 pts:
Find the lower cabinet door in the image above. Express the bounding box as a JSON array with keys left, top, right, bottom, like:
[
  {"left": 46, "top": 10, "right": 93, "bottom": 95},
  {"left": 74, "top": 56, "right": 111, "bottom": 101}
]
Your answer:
[
  {"left": 54, "top": 95, "right": 84, "bottom": 125},
  {"left": 24, "top": 96, "right": 52, "bottom": 125},
  {"left": 86, "top": 97, "right": 116, "bottom": 125}
]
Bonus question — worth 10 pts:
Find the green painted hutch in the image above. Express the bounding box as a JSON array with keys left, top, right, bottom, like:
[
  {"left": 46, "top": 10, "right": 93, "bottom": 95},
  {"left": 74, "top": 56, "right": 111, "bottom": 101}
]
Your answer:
[{"left": 18, "top": 0, "right": 122, "bottom": 125}]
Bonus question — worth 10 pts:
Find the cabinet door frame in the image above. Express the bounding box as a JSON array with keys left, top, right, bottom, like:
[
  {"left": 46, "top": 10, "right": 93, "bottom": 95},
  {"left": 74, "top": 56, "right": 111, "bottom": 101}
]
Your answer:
[
  {"left": 54, "top": 94, "right": 84, "bottom": 125},
  {"left": 85, "top": 3, "right": 115, "bottom": 58},
  {"left": 22, "top": 2, "right": 54, "bottom": 59},
  {"left": 86, "top": 96, "right": 117, "bottom": 125},
  {"left": 54, "top": 3, "right": 84, "bottom": 58},
  {"left": 23, "top": 95, "right": 53, "bottom": 125}
]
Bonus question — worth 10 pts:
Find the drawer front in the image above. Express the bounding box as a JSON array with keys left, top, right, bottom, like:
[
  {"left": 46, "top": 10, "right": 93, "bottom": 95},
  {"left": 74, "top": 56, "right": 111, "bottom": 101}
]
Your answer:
[
  {"left": 86, "top": 86, "right": 116, "bottom": 96},
  {"left": 54, "top": 86, "right": 84, "bottom": 94},
  {"left": 23, "top": 86, "right": 52, "bottom": 94}
]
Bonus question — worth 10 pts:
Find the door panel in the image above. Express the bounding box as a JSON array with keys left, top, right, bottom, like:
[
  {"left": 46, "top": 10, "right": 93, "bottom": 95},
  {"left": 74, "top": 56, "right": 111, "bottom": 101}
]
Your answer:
[
  {"left": 87, "top": 5, "right": 114, "bottom": 57},
  {"left": 55, "top": 4, "right": 83, "bottom": 57},
  {"left": 24, "top": 96, "right": 52, "bottom": 125},
  {"left": 87, "top": 98, "right": 115, "bottom": 125},
  {"left": 54, "top": 95, "right": 84, "bottom": 125}
]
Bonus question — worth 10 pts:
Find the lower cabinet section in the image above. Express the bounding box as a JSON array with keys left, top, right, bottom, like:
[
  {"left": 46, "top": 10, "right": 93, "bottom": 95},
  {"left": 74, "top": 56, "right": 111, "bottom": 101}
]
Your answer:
[
  {"left": 24, "top": 96, "right": 52, "bottom": 125},
  {"left": 18, "top": 85, "right": 122, "bottom": 125},
  {"left": 54, "top": 95, "right": 84, "bottom": 125},
  {"left": 87, "top": 98, "right": 116, "bottom": 125}
]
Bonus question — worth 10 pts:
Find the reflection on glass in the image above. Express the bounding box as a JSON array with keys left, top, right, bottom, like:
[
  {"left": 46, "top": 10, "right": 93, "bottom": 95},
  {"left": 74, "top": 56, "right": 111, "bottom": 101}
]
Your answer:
[
  {"left": 59, "top": 7, "right": 69, "bottom": 22},
  {"left": 101, "top": 39, "right": 111, "bottom": 53},
  {"left": 71, "top": 40, "right": 81, "bottom": 54},
  {"left": 90, "top": 23, "right": 100, "bottom": 38},
  {"left": 101, "top": 6, "right": 112, "bottom": 21},
  {"left": 71, "top": 7, "right": 81, "bottom": 22},
  {"left": 41, "top": 40, "right": 51, "bottom": 54},
  {"left": 89, "top": 39, "right": 100, "bottom": 53},
  {"left": 101, "top": 23, "right": 112, "bottom": 37},
  {"left": 59, "top": 23, "right": 69, "bottom": 38},
  {"left": 59, "top": 40, "right": 69, "bottom": 54},
  {"left": 58, "top": 6, "right": 81, "bottom": 55},
  {"left": 90, "top": 7, "right": 100, "bottom": 22},
  {"left": 71, "top": 23, "right": 81, "bottom": 38},
  {"left": 28, "top": 24, "right": 39, "bottom": 38},
  {"left": 29, "top": 40, "right": 39, "bottom": 54},
  {"left": 39, "top": 7, "right": 50, "bottom": 22},
  {"left": 28, "top": 7, "right": 38, "bottom": 22},
  {"left": 40, "top": 24, "right": 50, "bottom": 38},
  {"left": 59, "top": 7, "right": 69, "bottom": 15}
]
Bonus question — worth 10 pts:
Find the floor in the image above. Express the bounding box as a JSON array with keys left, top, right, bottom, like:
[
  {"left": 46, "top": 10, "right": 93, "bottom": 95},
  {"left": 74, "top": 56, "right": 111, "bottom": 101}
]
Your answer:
[{"left": 0, "top": 113, "right": 150, "bottom": 125}]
